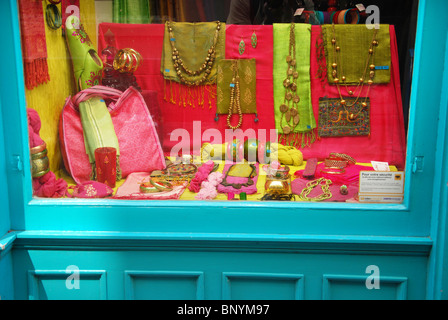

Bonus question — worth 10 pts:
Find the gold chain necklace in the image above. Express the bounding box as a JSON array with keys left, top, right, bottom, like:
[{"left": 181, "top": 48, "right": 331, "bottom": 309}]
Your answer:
[
  {"left": 279, "top": 23, "right": 301, "bottom": 135},
  {"left": 226, "top": 60, "right": 243, "bottom": 130},
  {"left": 331, "top": 24, "right": 379, "bottom": 122},
  {"left": 167, "top": 21, "right": 221, "bottom": 86},
  {"left": 299, "top": 177, "right": 332, "bottom": 202}
]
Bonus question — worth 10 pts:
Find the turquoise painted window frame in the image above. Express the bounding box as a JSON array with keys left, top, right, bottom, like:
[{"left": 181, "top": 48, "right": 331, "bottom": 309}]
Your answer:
[{"left": 0, "top": 0, "right": 446, "bottom": 239}]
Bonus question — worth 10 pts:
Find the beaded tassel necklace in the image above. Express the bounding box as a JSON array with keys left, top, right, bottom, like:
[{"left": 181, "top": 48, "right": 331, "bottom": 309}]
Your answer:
[
  {"left": 279, "top": 23, "right": 301, "bottom": 135},
  {"left": 226, "top": 60, "right": 243, "bottom": 130}
]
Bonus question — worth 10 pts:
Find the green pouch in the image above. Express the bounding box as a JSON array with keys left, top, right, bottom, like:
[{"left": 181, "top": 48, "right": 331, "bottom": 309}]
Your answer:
[{"left": 318, "top": 97, "right": 371, "bottom": 137}]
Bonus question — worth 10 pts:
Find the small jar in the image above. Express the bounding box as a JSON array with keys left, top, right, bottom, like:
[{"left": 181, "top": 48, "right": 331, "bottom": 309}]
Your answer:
[{"left": 264, "top": 175, "right": 291, "bottom": 195}]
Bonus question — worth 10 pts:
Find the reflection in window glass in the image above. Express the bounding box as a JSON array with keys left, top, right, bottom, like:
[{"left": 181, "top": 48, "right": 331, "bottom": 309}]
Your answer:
[{"left": 22, "top": 0, "right": 417, "bottom": 204}]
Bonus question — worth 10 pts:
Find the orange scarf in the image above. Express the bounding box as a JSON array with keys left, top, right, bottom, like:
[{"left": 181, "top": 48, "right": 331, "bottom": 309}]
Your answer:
[{"left": 18, "top": 0, "right": 50, "bottom": 90}]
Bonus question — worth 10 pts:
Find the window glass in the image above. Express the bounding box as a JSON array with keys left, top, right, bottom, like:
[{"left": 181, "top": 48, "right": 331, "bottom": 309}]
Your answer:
[{"left": 22, "top": 0, "right": 417, "bottom": 204}]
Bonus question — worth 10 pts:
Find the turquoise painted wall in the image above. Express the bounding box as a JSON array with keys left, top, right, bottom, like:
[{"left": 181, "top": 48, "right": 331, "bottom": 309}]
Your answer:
[{"left": 0, "top": 96, "right": 14, "bottom": 299}]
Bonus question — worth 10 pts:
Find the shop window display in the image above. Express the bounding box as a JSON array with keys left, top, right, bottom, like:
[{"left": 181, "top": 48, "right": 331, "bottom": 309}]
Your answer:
[{"left": 22, "top": 0, "right": 416, "bottom": 204}]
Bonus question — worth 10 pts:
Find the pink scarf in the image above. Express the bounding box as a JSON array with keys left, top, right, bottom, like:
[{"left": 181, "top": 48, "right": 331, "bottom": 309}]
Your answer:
[
  {"left": 188, "top": 160, "right": 215, "bottom": 192},
  {"left": 28, "top": 108, "right": 68, "bottom": 198}
]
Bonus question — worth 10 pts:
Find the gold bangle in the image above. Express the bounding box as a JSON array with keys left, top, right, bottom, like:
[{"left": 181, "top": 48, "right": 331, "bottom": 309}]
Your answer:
[
  {"left": 31, "top": 148, "right": 50, "bottom": 178},
  {"left": 324, "top": 158, "right": 348, "bottom": 169},
  {"left": 329, "top": 152, "right": 356, "bottom": 165},
  {"left": 320, "top": 167, "right": 345, "bottom": 174},
  {"left": 150, "top": 179, "right": 173, "bottom": 192},
  {"left": 140, "top": 182, "right": 160, "bottom": 193},
  {"left": 30, "top": 143, "right": 47, "bottom": 155},
  {"left": 113, "top": 48, "right": 142, "bottom": 73},
  {"left": 31, "top": 148, "right": 48, "bottom": 160}
]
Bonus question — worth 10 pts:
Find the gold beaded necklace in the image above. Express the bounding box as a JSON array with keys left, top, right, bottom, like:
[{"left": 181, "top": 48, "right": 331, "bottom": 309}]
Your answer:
[
  {"left": 279, "top": 23, "right": 301, "bottom": 135},
  {"left": 330, "top": 24, "right": 379, "bottom": 122},
  {"left": 167, "top": 21, "right": 221, "bottom": 86},
  {"left": 226, "top": 60, "right": 243, "bottom": 130}
]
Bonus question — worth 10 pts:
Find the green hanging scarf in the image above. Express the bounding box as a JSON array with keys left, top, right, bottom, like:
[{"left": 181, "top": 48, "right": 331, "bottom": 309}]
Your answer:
[
  {"left": 273, "top": 23, "right": 316, "bottom": 147},
  {"left": 322, "top": 24, "right": 391, "bottom": 85},
  {"left": 113, "top": 0, "right": 151, "bottom": 24}
]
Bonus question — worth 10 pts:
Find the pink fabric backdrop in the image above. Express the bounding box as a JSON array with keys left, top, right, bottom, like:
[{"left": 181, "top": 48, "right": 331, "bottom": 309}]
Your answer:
[{"left": 98, "top": 23, "right": 406, "bottom": 169}]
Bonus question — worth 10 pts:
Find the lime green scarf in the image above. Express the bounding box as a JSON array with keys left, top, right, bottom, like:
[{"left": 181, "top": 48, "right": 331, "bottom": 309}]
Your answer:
[
  {"left": 322, "top": 24, "right": 391, "bottom": 84},
  {"left": 273, "top": 23, "right": 315, "bottom": 147},
  {"left": 79, "top": 97, "right": 121, "bottom": 180}
]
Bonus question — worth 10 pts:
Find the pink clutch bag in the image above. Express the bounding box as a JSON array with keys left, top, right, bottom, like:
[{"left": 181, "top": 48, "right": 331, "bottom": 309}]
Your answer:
[{"left": 66, "top": 181, "right": 114, "bottom": 198}]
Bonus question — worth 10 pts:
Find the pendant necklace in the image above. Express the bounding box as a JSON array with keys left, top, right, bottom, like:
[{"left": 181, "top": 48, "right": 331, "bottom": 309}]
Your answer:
[
  {"left": 226, "top": 60, "right": 243, "bottom": 130},
  {"left": 167, "top": 21, "right": 221, "bottom": 86},
  {"left": 279, "top": 23, "right": 301, "bottom": 135},
  {"left": 331, "top": 24, "right": 379, "bottom": 122}
]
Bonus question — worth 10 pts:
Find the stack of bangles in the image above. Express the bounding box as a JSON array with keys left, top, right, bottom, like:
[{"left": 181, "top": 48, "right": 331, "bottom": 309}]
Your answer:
[
  {"left": 321, "top": 152, "right": 356, "bottom": 174},
  {"left": 140, "top": 179, "right": 173, "bottom": 193},
  {"left": 113, "top": 48, "right": 143, "bottom": 73},
  {"left": 45, "top": 1, "right": 62, "bottom": 30}
]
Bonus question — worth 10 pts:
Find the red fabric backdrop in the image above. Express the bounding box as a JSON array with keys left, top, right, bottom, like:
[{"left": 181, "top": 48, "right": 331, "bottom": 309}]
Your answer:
[
  {"left": 307, "top": 25, "right": 406, "bottom": 169},
  {"left": 98, "top": 23, "right": 406, "bottom": 168}
]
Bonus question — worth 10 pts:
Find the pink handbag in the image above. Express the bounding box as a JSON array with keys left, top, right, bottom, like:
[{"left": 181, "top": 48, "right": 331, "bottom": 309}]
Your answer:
[{"left": 59, "top": 85, "right": 166, "bottom": 184}]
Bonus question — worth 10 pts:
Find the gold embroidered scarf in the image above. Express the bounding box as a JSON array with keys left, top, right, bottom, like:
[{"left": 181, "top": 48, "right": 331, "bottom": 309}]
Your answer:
[
  {"left": 216, "top": 58, "right": 257, "bottom": 115},
  {"left": 322, "top": 24, "right": 391, "bottom": 85},
  {"left": 161, "top": 21, "right": 226, "bottom": 85}
]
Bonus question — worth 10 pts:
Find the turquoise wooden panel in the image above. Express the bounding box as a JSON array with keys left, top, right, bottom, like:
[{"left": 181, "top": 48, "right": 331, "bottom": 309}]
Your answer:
[
  {"left": 11, "top": 232, "right": 430, "bottom": 300},
  {"left": 0, "top": 90, "right": 13, "bottom": 300},
  {"left": 28, "top": 270, "right": 107, "bottom": 300},
  {"left": 427, "top": 23, "right": 448, "bottom": 300},
  {"left": 0, "top": 97, "right": 10, "bottom": 236},
  {"left": 125, "top": 271, "right": 204, "bottom": 300},
  {"left": 0, "top": 253, "right": 14, "bottom": 300},
  {"left": 322, "top": 275, "right": 408, "bottom": 300},
  {"left": 222, "top": 272, "right": 304, "bottom": 300},
  {"left": 0, "top": 0, "right": 29, "bottom": 231}
]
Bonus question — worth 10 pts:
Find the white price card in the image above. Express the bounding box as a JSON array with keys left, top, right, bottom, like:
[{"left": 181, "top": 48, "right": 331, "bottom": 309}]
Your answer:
[
  {"left": 358, "top": 171, "right": 404, "bottom": 203},
  {"left": 294, "top": 8, "right": 305, "bottom": 16},
  {"left": 371, "top": 161, "right": 390, "bottom": 171},
  {"left": 356, "top": 4, "right": 366, "bottom": 11}
]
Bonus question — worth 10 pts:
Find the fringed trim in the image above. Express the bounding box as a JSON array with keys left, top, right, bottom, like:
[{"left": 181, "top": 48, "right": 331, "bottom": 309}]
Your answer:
[
  {"left": 278, "top": 129, "right": 316, "bottom": 149},
  {"left": 163, "top": 79, "right": 216, "bottom": 109},
  {"left": 315, "top": 27, "right": 327, "bottom": 89},
  {"left": 24, "top": 58, "right": 50, "bottom": 90}
]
